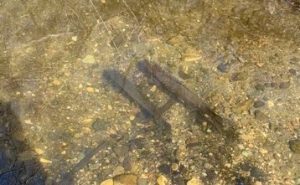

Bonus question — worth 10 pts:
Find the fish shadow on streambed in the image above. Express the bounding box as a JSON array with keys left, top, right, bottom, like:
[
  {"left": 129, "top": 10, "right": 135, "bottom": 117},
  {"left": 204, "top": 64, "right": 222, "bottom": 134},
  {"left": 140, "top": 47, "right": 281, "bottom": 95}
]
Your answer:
[{"left": 0, "top": 101, "right": 46, "bottom": 185}]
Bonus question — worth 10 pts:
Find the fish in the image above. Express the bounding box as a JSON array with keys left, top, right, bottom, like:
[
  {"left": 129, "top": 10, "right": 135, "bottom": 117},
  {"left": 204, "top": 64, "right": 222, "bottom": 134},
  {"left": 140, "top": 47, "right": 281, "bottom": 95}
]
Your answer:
[
  {"left": 137, "top": 60, "right": 224, "bottom": 133},
  {"left": 103, "top": 69, "right": 171, "bottom": 132}
]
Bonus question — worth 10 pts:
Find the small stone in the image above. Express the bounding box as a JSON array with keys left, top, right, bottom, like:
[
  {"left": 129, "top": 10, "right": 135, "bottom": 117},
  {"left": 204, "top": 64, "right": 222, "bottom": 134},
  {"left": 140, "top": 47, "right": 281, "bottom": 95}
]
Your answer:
[
  {"left": 108, "top": 105, "right": 113, "bottom": 110},
  {"left": 114, "top": 174, "right": 137, "bottom": 185},
  {"left": 100, "top": 178, "right": 113, "bottom": 185},
  {"left": 279, "top": 81, "right": 290, "bottom": 89},
  {"left": 40, "top": 158, "right": 52, "bottom": 164},
  {"left": 71, "top": 36, "right": 78, "bottom": 41},
  {"left": 267, "top": 100, "right": 274, "bottom": 108},
  {"left": 158, "top": 164, "right": 171, "bottom": 175},
  {"left": 289, "top": 69, "right": 297, "bottom": 75},
  {"left": 254, "top": 181, "right": 263, "bottom": 185},
  {"left": 187, "top": 177, "right": 203, "bottom": 185},
  {"left": 129, "top": 115, "right": 135, "bottom": 121},
  {"left": 82, "top": 55, "right": 95, "bottom": 64},
  {"left": 253, "top": 100, "right": 265, "bottom": 108},
  {"left": 157, "top": 175, "right": 169, "bottom": 185},
  {"left": 34, "top": 148, "right": 44, "bottom": 155},
  {"left": 171, "top": 163, "right": 179, "bottom": 171},
  {"left": 24, "top": 119, "right": 32, "bottom": 124},
  {"left": 289, "top": 139, "right": 300, "bottom": 154},
  {"left": 259, "top": 148, "right": 268, "bottom": 154},
  {"left": 217, "top": 63, "right": 229, "bottom": 73},
  {"left": 92, "top": 118, "right": 109, "bottom": 131},
  {"left": 52, "top": 79, "right": 61, "bottom": 86},
  {"left": 86, "top": 87, "right": 94, "bottom": 93},
  {"left": 150, "top": 85, "right": 157, "bottom": 92}
]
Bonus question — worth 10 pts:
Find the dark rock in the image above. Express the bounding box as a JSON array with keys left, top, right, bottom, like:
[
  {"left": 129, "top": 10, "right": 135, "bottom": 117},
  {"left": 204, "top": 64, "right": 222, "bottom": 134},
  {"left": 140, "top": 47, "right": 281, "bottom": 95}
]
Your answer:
[
  {"left": 128, "top": 138, "right": 144, "bottom": 150},
  {"left": 217, "top": 63, "right": 229, "bottom": 73},
  {"left": 255, "top": 84, "right": 265, "bottom": 91},
  {"left": 158, "top": 164, "right": 171, "bottom": 175},
  {"left": 279, "top": 81, "right": 290, "bottom": 89},
  {"left": 271, "top": 82, "right": 278, "bottom": 88},
  {"left": 92, "top": 118, "right": 109, "bottom": 132},
  {"left": 253, "top": 100, "right": 265, "bottom": 108},
  {"left": 289, "top": 69, "right": 297, "bottom": 75},
  {"left": 289, "top": 139, "right": 300, "bottom": 154}
]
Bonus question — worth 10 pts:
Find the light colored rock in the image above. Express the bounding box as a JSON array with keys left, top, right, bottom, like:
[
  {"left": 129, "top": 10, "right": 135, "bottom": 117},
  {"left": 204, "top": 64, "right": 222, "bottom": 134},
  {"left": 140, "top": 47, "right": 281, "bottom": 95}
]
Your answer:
[
  {"left": 114, "top": 174, "right": 137, "bottom": 185},
  {"left": 157, "top": 175, "right": 169, "bottom": 185},
  {"left": 39, "top": 158, "right": 52, "bottom": 164},
  {"left": 100, "top": 178, "right": 113, "bottom": 185},
  {"left": 187, "top": 177, "right": 203, "bottom": 185},
  {"left": 71, "top": 36, "right": 78, "bottom": 41},
  {"left": 34, "top": 148, "right": 44, "bottom": 155},
  {"left": 82, "top": 55, "right": 95, "bottom": 64},
  {"left": 52, "top": 79, "right": 61, "bottom": 86},
  {"left": 86, "top": 87, "right": 95, "bottom": 93}
]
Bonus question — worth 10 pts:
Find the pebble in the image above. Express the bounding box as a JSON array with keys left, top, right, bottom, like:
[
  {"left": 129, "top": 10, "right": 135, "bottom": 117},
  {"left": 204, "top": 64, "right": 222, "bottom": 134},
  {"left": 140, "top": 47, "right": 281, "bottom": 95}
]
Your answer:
[
  {"left": 217, "top": 63, "right": 229, "bottom": 73},
  {"left": 71, "top": 36, "right": 78, "bottom": 41},
  {"left": 100, "top": 178, "right": 113, "bottom": 185},
  {"left": 114, "top": 174, "right": 137, "bottom": 185},
  {"left": 150, "top": 85, "right": 157, "bottom": 92},
  {"left": 279, "top": 81, "right": 290, "bottom": 89},
  {"left": 39, "top": 158, "right": 52, "bottom": 164},
  {"left": 52, "top": 79, "right": 61, "bottom": 86},
  {"left": 157, "top": 175, "right": 169, "bottom": 185},
  {"left": 129, "top": 115, "right": 135, "bottom": 121},
  {"left": 86, "top": 87, "right": 95, "bottom": 93},
  {"left": 92, "top": 118, "right": 109, "bottom": 131},
  {"left": 187, "top": 177, "right": 203, "bottom": 185},
  {"left": 82, "top": 55, "right": 95, "bottom": 64},
  {"left": 158, "top": 164, "right": 171, "bottom": 175},
  {"left": 171, "top": 163, "right": 179, "bottom": 171},
  {"left": 259, "top": 148, "right": 268, "bottom": 154},
  {"left": 267, "top": 100, "right": 274, "bottom": 108},
  {"left": 289, "top": 139, "right": 300, "bottom": 154},
  {"left": 289, "top": 69, "right": 297, "bottom": 75},
  {"left": 253, "top": 100, "right": 265, "bottom": 108},
  {"left": 34, "top": 148, "right": 44, "bottom": 155}
]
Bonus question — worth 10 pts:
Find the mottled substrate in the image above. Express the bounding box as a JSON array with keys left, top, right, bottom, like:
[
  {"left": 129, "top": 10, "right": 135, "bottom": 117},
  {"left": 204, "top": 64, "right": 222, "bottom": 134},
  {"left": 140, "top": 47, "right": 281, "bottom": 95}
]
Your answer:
[{"left": 0, "top": 0, "right": 299, "bottom": 184}]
